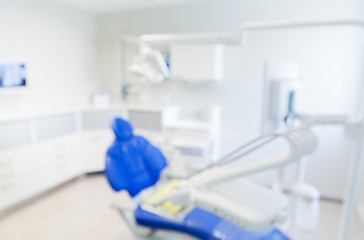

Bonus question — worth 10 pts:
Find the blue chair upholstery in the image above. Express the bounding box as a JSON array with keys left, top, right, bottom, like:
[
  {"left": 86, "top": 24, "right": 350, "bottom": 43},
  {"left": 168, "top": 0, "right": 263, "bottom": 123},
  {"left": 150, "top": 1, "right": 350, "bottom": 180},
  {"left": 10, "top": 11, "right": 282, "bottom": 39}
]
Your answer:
[
  {"left": 135, "top": 206, "right": 290, "bottom": 240},
  {"left": 105, "top": 118, "right": 167, "bottom": 197}
]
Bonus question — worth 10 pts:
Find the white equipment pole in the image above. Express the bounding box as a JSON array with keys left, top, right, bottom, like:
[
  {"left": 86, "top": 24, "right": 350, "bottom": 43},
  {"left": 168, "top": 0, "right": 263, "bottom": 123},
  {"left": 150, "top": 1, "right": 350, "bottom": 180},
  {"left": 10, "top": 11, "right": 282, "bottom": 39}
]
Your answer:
[{"left": 339, "top": 119, "right": 364, "bottom": 239}]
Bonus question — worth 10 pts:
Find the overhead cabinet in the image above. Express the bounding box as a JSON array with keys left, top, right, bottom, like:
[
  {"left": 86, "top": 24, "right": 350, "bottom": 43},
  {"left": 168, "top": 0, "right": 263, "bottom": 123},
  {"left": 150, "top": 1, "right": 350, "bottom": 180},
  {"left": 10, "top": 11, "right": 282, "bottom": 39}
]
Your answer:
[{"left": 170, "top": 44, "right": 224, "bottom": 82}]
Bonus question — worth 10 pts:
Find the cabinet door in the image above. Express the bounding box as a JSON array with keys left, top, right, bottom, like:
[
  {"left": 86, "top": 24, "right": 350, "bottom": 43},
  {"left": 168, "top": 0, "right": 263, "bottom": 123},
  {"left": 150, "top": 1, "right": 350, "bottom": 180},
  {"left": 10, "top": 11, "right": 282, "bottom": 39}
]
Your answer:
[
  {"left": 0, "top": 146, "right": 37, "bottom": 210},
  {"left": 35, "top": 113, "right": 77, "bottom": 142},
  {"left": 0, "top": 119, "right": 31, "bottom": 151},
  {"left": 34, "top": 112, "right": 81, "bottom": 190},
  {"left": 81, "top": 109, "right": 127, "bottom": 131},
  {"left": 82, "top": 129, "right": 114, "bottom": 173},
  {"left": 63, "top": 134, "right": 83, "bottom": 179},
  {"left": 35, "top": 134, "right": 81, "bottom": 190},
  {"left": 170, "top": 44, "right": 224, "bottom": 81}
]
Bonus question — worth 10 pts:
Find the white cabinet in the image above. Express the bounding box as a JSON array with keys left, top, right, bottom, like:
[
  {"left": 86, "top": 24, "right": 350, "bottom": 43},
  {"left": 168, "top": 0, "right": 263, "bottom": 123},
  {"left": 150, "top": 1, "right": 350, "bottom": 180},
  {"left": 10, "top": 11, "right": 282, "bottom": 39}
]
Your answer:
[
  {"left": 0, "top": 135, "right": 83, "bottom": 212},
  {"left": 0, "top": 112, "right": 85, "bottom": 212},
  {"left": 170, "top": 44, "right": 224, "bottom": 82},
  {"left": 0, "top": 119, "right": 35, "bottom": 210},
  {"left": 0, "top": 106, "right": 139, "bottom": 212},
  {"left": 0, "top": 146, "right": 37, "bottom": 210}
]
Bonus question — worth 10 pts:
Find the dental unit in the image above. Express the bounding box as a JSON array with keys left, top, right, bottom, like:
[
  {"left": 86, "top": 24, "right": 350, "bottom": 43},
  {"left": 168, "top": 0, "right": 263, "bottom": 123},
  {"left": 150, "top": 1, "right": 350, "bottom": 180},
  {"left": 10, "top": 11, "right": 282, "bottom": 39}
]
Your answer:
[{"left": 104, "top": 116, "right": 327, "bottom": 239}]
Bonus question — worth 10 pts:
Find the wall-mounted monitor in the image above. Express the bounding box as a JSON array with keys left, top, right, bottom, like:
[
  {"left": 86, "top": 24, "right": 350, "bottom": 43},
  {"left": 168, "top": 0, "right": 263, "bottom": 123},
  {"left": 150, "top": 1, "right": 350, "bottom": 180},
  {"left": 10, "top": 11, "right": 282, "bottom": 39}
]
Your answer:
[{"left": 0, "top": 60, "right": 27, "bottom": 88}]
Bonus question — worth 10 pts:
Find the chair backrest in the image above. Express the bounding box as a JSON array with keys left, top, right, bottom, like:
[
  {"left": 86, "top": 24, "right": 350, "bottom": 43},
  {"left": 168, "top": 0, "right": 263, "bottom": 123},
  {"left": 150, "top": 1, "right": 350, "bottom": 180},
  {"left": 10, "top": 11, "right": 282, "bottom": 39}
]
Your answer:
[{"left": 105, "top": 118, "right": 167, "bottom": 197}]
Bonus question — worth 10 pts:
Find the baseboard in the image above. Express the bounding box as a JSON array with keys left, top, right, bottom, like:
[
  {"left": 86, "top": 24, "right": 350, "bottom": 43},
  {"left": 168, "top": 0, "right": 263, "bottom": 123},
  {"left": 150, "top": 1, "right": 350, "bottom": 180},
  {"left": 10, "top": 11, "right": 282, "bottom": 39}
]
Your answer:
[{"left": 85, "top": 171, "right": 105, "bottom": 176}]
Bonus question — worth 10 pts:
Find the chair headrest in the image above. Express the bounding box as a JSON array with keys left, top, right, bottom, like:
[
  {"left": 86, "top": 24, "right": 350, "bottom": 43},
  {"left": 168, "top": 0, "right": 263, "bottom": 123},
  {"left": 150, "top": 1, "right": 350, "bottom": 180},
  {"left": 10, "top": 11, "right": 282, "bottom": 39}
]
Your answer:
[{"left": 112, "top": 117, "right": 133, "bottom": 140}]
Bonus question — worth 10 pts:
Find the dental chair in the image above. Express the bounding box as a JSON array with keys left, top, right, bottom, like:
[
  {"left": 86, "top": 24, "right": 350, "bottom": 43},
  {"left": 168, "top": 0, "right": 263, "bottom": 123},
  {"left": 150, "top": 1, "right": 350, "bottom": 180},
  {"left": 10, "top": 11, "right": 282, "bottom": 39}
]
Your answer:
[{"left": 105, "top": 118, "right": 316, "bottom": 239}]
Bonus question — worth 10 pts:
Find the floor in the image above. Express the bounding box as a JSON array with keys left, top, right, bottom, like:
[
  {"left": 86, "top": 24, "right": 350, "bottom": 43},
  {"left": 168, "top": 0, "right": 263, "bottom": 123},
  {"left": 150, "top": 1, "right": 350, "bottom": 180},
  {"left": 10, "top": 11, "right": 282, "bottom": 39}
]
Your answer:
[{"left": 0, "top": 175, "right": 363, "bottom": 240}]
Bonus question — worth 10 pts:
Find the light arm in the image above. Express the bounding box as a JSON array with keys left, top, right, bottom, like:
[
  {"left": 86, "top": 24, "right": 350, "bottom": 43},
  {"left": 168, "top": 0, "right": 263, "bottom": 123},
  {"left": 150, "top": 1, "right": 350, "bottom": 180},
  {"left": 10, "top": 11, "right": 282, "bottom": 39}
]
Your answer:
[
  {"left": 191, "top": 152, "right": 292, "bottom": 188},
  {"left": 189, "top": 127, "right": 317, "bottom": 188}
]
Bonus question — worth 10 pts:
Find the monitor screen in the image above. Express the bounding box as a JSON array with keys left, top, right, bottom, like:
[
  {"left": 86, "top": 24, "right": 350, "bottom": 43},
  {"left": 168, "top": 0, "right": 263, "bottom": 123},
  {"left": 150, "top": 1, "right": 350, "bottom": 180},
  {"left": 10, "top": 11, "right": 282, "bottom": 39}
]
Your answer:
[{"left": 0, "top": 61, "right": 26, "bottom": 88}]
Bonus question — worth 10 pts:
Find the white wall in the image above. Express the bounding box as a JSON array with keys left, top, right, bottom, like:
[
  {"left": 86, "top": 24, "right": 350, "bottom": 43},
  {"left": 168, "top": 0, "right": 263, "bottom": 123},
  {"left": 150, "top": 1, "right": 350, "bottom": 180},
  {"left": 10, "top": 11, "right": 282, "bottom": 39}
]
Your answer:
[
  {"left": 0, "top": 0, "right": 99, "bottom": 115},
  {"left": 97, "top": 0, "right": 364, "bottom": 199}
]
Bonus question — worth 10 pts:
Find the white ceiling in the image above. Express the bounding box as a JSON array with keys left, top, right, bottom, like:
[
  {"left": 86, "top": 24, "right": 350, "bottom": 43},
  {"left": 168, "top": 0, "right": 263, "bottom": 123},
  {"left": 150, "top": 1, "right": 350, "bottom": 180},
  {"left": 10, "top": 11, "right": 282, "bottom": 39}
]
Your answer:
[{"left": 53, "top": 0, "right": 204, "bottom": 14}]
